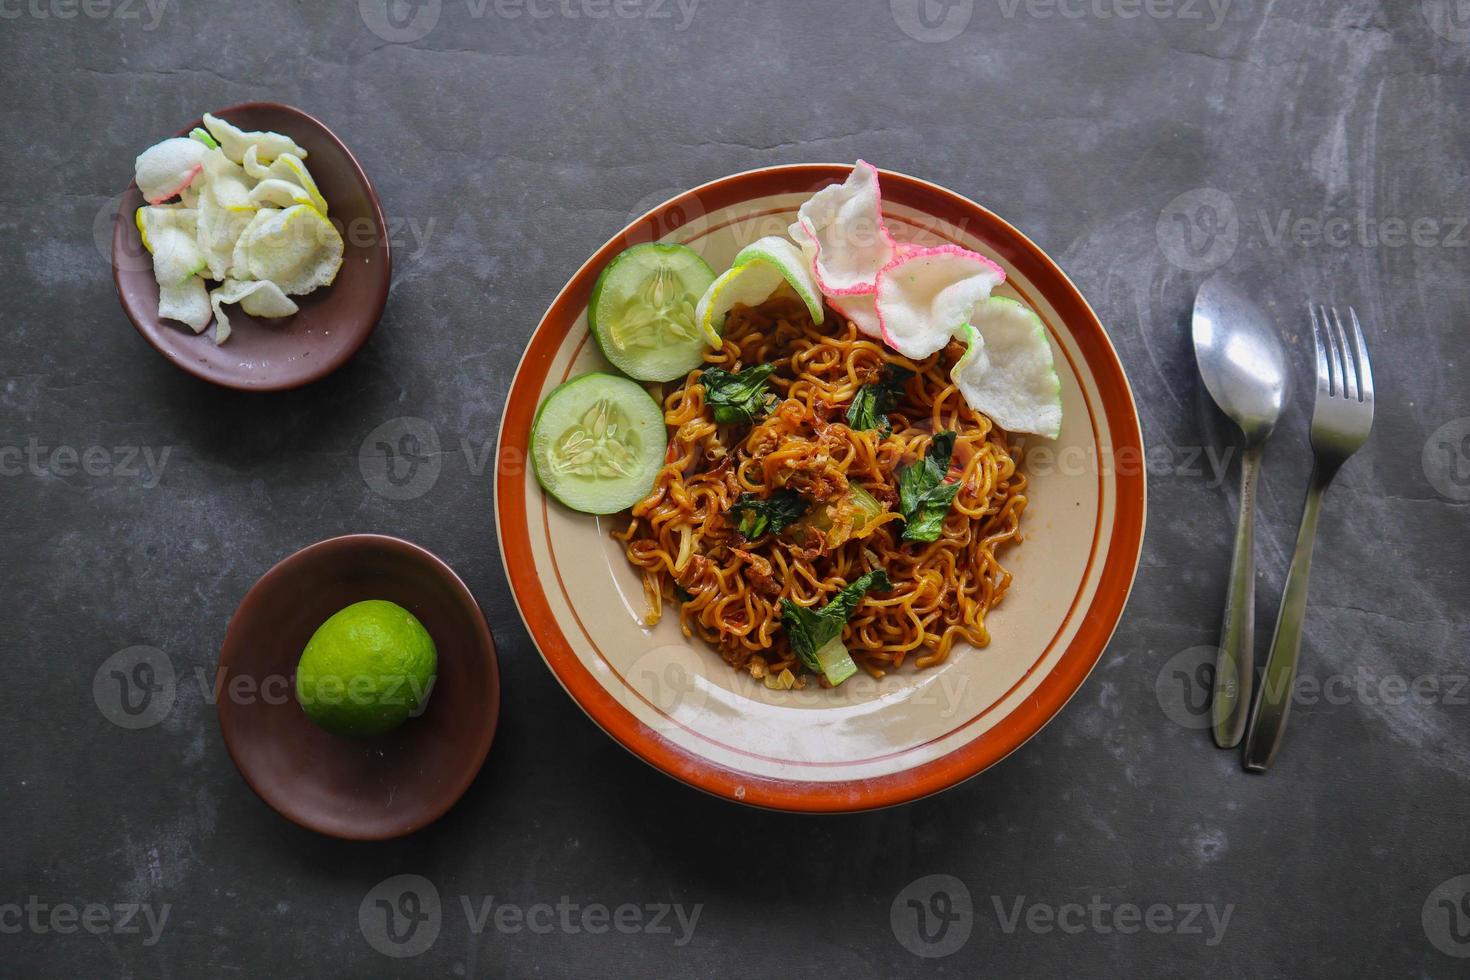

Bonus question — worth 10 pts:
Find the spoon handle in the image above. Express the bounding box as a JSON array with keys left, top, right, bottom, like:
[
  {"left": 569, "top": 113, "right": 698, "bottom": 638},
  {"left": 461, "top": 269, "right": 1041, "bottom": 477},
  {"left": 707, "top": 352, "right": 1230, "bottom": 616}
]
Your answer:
[{"left": 1211, "top": 442, "right": 1261, "bottom": 748}]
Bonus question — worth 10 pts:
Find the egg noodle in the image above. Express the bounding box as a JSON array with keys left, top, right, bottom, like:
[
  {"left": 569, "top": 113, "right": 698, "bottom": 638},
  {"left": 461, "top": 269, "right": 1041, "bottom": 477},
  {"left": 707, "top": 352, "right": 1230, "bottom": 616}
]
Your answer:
[{"left": 617, "top": 294, "right": 1028, "bottom": 687}]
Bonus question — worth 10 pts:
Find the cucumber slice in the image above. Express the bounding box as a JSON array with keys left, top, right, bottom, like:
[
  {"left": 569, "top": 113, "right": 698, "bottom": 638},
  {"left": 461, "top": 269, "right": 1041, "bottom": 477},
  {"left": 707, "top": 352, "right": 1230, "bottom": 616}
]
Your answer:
[
  {"left": 530, "top": 373, "right": 668, "bottom": 514},
  {"left": 589, "top": 243, "right": 716, "bottom": 382}
]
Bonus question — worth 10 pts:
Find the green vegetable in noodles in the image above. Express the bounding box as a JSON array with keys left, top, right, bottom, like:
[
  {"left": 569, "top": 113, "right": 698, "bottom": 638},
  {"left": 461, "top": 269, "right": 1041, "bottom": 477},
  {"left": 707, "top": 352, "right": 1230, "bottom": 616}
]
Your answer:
[
  {"left": 729, "top": 489, "right": 808, "bottom": 539},
  {"left": 897, "top": 431, "right": 961, "bottom": 543},
  {"left": 779, "top": 569, "right": 891, "bottom": 686},
  {"left": 845, "top": 364, "right": 913, "bottom": 433},
  {"left": 700, "top": 363, "right": 777, "bottom": 425}
]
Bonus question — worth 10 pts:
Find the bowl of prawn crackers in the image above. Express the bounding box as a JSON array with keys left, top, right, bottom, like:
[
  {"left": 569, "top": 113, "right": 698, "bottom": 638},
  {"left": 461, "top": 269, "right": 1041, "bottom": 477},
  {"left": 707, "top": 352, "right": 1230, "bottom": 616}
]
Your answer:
[
  {"left": 112, "top": 102, "right": 389, "bottom": 391},
  {"left": 496, "top": 162, "right": 1146, "bottom": 811}
]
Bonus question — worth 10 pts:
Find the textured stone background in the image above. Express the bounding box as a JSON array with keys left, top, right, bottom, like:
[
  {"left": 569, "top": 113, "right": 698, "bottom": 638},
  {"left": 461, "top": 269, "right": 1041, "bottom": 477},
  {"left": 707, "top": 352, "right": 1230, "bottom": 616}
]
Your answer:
[{"left": 3, "top": 0, "right": 1469, "bottom": 976}]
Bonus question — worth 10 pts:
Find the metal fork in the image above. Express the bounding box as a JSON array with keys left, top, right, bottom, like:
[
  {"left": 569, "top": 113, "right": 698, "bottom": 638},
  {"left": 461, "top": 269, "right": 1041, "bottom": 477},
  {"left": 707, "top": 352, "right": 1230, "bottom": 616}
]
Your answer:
[{"left": 1241, "top": 305, "right": 1375, "bottom": 772}]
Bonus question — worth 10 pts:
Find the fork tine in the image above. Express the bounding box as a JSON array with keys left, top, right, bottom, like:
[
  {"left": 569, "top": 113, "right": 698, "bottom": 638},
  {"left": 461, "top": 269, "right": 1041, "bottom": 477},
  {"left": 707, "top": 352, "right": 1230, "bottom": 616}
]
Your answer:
[
  {"left": 1330, "top": 306, "right": 1358, "bottom": 400},
  {"left": 1317, "top": 308, "right": 1340, "bottom": 396},
  {"left": 1348, "top": 307, "right": 1373, "bottom": 403},
  {"left": 1320, "top": 304, "right": 1343, "bottom": 395}
]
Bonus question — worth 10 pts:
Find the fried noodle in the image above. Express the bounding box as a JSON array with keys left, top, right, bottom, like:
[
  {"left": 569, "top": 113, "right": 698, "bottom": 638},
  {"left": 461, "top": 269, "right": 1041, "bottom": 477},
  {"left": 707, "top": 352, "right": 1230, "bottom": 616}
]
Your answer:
[{"left": 616, "top": 294, "right": 1028, "bottom": 686}]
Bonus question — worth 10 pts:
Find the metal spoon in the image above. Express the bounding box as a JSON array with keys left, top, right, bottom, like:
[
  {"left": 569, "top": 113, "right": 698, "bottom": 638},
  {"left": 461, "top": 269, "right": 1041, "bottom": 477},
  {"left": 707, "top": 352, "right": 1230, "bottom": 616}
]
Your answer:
[{"left": 1192, "top": 275, "right": 1292, "bottom": 748}]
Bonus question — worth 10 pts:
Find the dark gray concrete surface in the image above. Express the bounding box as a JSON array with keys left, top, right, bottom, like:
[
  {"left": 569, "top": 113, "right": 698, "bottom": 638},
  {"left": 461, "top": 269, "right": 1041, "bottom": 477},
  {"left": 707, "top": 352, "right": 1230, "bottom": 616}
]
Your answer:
[{"left": 3, "top": 1, "right": 1469, "bottom": 976}]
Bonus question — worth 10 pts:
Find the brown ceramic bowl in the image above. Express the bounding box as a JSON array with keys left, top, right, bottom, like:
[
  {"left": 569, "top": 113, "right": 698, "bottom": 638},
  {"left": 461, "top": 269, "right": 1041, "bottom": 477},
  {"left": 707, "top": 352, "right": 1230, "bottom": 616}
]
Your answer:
[
  {"left": 217, "top": 535, "right": 499, "bottom": 839},
  {"left": 112, "top": 102, "right": 390, "bottom": 391}
]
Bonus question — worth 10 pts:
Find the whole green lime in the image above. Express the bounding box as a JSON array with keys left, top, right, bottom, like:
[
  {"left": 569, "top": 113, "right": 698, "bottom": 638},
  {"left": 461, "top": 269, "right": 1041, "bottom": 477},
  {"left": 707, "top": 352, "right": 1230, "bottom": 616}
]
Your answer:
[{"left": 295, "top": 599, "right": 437, "bottom": 737}]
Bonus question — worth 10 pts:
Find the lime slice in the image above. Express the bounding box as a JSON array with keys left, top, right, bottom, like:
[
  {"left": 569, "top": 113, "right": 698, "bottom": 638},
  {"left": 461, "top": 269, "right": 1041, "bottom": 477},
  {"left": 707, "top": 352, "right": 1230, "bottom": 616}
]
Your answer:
[
  {"left": 695, "top": 236, "right": 825, "bottom": 345},
  {"left": 952, "top": 296, "right": 1063, "bottom": 439},
  {"left": 295, "top": 599, "right": 437, "bottom": 738},
  {"left": 733, "top": 236, "right": 824, "bottom": 324},
  {"left": 695, "top": 264, "right": 781, "bottom": 345}
]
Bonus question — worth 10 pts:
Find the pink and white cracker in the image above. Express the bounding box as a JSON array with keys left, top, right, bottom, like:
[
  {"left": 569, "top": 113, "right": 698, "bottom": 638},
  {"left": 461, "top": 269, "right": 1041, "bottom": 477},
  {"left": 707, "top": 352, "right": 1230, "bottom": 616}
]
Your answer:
[
  {"left": 874, "top": 244, "right": 1005, "bottom": 359},
  {"left": 789, "top": 160, "right": 896, "bottom": 297}
]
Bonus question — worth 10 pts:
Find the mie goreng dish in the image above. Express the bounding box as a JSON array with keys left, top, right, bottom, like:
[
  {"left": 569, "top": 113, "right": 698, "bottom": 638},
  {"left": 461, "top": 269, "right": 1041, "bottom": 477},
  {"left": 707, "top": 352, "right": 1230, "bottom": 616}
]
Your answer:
[{"left": 497, "top": 163, "right": 1145, "bottom": 810}]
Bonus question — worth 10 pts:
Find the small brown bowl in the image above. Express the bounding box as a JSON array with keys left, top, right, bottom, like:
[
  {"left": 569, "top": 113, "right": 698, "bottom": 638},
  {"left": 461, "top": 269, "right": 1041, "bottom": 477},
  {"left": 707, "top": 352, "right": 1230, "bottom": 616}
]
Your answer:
[
  {"left": 112, "top": 102, "right": 390, "bottom": 391},
  {"left": 217, "top": 535, "right": 499, "bottom": 839}
]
